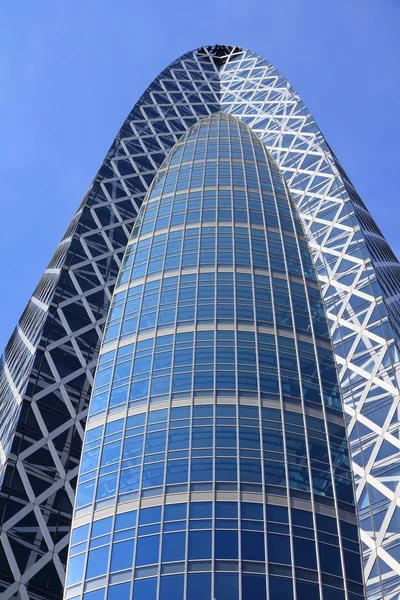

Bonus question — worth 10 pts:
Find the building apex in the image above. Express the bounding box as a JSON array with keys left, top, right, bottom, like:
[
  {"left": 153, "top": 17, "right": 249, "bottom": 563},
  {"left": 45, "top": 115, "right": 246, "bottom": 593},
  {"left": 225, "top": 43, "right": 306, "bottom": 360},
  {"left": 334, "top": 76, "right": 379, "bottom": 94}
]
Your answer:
[{"left": 196, "top": 44, "right": 243, "bottom": 65}]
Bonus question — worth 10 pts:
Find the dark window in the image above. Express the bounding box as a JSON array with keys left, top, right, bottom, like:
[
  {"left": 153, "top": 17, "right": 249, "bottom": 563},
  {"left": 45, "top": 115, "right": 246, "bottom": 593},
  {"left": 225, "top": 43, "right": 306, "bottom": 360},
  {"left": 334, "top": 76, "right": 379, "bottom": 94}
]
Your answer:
[
  {"left": 215, "top": 530, "right": 238, "bottom": 559},
  {"left": 242, "top": 574, "right": 266, "bottom": 600},
  {"left": 188, "top": 530, "right": 212, "bottom": 559},
  {"left": 241, "top": 531, "right": 265, "bottom": 561},
  {"left": 214, "top": 573, "right": 239, "bottom": 600}
]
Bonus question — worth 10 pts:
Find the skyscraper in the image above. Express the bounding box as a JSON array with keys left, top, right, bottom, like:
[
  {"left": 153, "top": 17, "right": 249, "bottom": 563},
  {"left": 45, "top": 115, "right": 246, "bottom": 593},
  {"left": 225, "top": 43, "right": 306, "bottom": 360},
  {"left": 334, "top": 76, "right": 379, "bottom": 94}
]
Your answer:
[
  {"left": 65, "top": 110, "right": 365, "bottom": 600},
  {"left": 0, "top": 45, "right": 398, "bottom": 600}
]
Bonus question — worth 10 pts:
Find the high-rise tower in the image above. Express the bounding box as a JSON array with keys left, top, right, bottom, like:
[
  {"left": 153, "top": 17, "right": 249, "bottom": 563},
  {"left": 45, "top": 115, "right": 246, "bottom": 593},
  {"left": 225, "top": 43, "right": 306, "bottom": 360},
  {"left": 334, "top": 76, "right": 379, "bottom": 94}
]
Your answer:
[
  {"left": 65, "top": 111, "right": 365, "bottom": 600},
  {"left": 0, "top": 45, "right": 399, "bottom": 600}
]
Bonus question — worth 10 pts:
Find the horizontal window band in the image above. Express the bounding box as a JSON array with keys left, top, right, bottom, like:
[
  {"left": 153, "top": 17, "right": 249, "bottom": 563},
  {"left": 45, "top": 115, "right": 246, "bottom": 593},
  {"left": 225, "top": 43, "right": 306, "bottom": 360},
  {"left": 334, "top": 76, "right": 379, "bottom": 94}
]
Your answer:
[
  {"left": 127, "top": 218, "right": 300, "bottom": 249},
  {"left": 72, "top": 488, "right": 357, "bottom": 534},
  {"left": 86, "top": 390, "right": 345, "bottom": 434},
  {"left": 100, "top": 321, "right": 331, "bottom": 359},
  {"left": 115, "top": 264, "right": 320, "bottom": 298}
]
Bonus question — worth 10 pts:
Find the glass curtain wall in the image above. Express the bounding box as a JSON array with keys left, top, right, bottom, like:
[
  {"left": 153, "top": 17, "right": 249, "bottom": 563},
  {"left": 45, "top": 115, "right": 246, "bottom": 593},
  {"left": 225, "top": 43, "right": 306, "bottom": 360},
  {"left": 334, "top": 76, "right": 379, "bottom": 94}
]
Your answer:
[{"left": 65, "top": 113, "right": 365, "bottom": 600}]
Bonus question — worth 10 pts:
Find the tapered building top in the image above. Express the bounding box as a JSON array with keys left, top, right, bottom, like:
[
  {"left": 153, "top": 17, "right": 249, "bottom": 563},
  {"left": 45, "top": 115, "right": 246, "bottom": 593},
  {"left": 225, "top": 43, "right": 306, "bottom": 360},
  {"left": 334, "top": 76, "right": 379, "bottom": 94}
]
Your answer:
[
  {"left": 0, "top": 45, "right": 399, "bottom": 600},
  {"left": 66, "top": 110, "right": 365, "bottom": 600}
]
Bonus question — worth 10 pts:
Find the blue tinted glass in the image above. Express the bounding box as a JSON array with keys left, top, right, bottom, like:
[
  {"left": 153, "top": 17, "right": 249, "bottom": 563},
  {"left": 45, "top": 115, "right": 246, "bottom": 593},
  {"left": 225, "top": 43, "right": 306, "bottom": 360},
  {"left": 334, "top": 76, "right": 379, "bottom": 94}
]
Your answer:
[
  {"left": 187, "top": 573, "right": 211, "bottom": 600},
  {"left": 136, "top": 535, "right": 160, "bottom": 566},
  {"left": 242, "top": 574, "right": 266, "bottom": 600},
  {"left": 86, "top": 546, "right": 109, "bottom": 578},
  {"left": 344, "top": 549, "right": 363, "bottom": 583},
  {"left": 110, "top": 540, "right": 134, "bottom": 571},
  {"left": 132, "top": 578, "right": 157, "bottom": 600},
  {"left": 171, "top": 406, "right": 191, "bottom": 420},
  {"left": 216, "top": 502, "right": 238, "bottom": 518},
  {"left": 267, "top": 534, "right": 291, "bottom": 564},
  {"left": 296, "top": 580, "right": 319, "bottom": 600},
  {"left": 86, "top": 425, "right": 104, "bottom": 442},
  {"left": 188, "top": 530, "right": 212, "bottom": 559},
  {"left": 92, "top": 517, "right": 112, "bottom": 537},
  {"left": 139, "top": 506, "right": 162, "bottom": 525},
  {"left": 115, "top": 511, "right": 137, "bottom": 530},
  {"left": 323, "top": 586, "right": 345, "bottom": 600},
  {"left": 269, "top": 576, "right": 293, "bottom": 600},
  {"left": 214, "top": 573, "right": 239, "bottom": 600},
  {"left": 292, "top": 509, "right": 313, "bottom": 528},
  {"left": 71, "top": 524, "right": 89, "bottom": 545},
  {"left": 193, "top": 405, "right": 213, "bottom": 417},
  {"left": 190, "top": 502, "right": 212, "bottom": 518},
  {"left": 164, "top": 503, "right": 187, "bottom": 521},
  {"left": 293, "top": 537, "right": 317, "bottom": 569},
  {"left": 159, "top": 575, "right": 184, "bottom": 600},
  {"left": 316, "top": 514, "right": 337, "bottom": 534},
  {"left": 319, "top": 542, "right": 342, "bottom": 576},
  {"left": 241, "top": 531, "right": 265, "bottom": 561},
  {"left": 149, "top": 409, "right": 168, "bottom": 423},
  {"left": 340, "top": 521, "right": 358, "bottom": 541},
  {"left": 107, "top": 583, "right": 131, "bottom": 600},
  {"left": 67, "top": 554, "right": 85, "bottom": 586},
  {"left": 241, "top": 503, "right": 263, "bottom": 520},
  {"left": 106, "top": 419, "right": 124, "bottom": 435},
  {"left": 215, "top": 530, "right": 238, "bottom": 559},
  {"left": 70, "top": 113, "right": 362, "bottom": 599},
  {"left": 76, "top": 480, "right": 95, "bottom": 507},
  {"left": 84, "top": 590, "right": 104, "bottom": 600},
  {"left": 162, "top": 532, "right": 186, "bottom": 562},
  {"left": 267, "top": 505, "right": 288, "bottom": 523}
]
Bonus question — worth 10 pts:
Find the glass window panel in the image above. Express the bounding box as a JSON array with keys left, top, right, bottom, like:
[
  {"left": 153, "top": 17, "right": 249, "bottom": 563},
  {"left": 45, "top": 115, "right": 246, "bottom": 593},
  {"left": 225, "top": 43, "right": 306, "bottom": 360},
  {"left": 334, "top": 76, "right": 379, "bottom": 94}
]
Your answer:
[
  {"left": 293, "top": 537, "right": 317, "bottom": 570},
  {"left": 84, "top": 590, "right": 104, "bottom": 600},
  {"left": 139, "top": 506, "right": 162, "bottom": 525},
  {"left": 164, "top": 503, "right": 187, "bottom": 521},
  {"left": 190, "top": 502, "right": 212, "bottom": 518},
  {"left": 86, "top": 546, "right": 110, "bottom": 579},
  {"left": 159, "top": 575, "right": 184, "bottom": 600},
  {"left": 161, "top": 532, "right": 186, "bottom": 562},
  {"left": 76, "top": 479, "right": 95, "bottom": 507},
  {"left": 269, "top": 576, "right": 293, "bottom": 600},
  {"left": 242, "top": 574, "right": 266, "bottom": 600},
  {"left": 318, "top": 542, "right": 342, "bottom": 576},
  {"left": 188, "top": 530, "right": 212, "bottom": 559},
  {"left": 132, "top": 578, "right": 157, "bottom": 600},
  {"left": 92, "top": 517, "right": 113, "bottom": 538},
  {"left": 267, "top": 534, "right": 291, "bottom": 565},
  {"left": 191, "top": 458, "right": 212, "bottom": 481},
  {"left": 215, "top": 502, "right": 238, "bottom": 518},
  {"left": 214, "top": 573, "right": 239, "bottom": 600},
  {"left": 67, "top": 554, "right": 86, "bottom": 586},
  {"left": 136, "top": 535, "right": 160, "bottom": 566},
  {"left": 107, "top": 583, "right": 131, "bottom": 600},
  {"left": 215, "top": 530, "right": 238, "bottom": 559},
  {"left": 187, "top": 573, "right": 211, "bottom": 600},
  {"left": 241, "top": 531, "right": 265, "bottom": 561},
  {"left": 241, "top": 503, "right": 263, "bottom": 521},
  {"left": 71, "top": 524, "right": 89, "bottom": 546},
  {"left": 110, "top": 540, "right": 134, "bottom": 572},
  {"left": 296, "top": 581, "right": 320, "bottom": 600}
]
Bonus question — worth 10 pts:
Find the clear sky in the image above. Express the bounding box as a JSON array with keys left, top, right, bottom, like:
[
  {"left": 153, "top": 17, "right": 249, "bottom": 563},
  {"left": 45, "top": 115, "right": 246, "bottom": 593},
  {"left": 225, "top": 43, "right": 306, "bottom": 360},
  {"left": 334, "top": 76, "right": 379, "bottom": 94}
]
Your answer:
[{"left": 0, "top": 0, "right": 399, "bottom": 351}]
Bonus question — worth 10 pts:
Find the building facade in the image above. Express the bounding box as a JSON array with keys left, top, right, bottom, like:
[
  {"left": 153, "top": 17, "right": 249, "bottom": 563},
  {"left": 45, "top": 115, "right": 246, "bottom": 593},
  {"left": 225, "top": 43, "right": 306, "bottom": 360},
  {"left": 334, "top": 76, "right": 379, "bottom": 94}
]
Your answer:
[
  {"left": 0, "top": 45, "right": 399, "bottom": 599},
  {"left": 65, "top": 111, "right": 365, "bottom": 600}
]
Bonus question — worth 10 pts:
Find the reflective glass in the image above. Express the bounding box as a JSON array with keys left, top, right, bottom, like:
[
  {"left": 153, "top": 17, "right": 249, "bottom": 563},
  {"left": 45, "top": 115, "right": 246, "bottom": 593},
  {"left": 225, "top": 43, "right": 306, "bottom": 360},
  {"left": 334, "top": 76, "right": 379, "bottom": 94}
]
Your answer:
[{"left": 68, "top": 112, "right": 363, "bottom": 600}]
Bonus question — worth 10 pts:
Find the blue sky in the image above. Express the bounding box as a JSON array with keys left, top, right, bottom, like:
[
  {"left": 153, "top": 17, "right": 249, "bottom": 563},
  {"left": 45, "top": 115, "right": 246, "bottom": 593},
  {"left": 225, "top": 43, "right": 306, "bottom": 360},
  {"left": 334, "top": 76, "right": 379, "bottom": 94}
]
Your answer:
[{"left": 0, "top": 0, "right": 399, "bottom": 351}]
